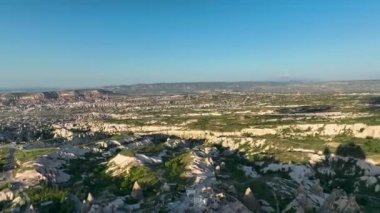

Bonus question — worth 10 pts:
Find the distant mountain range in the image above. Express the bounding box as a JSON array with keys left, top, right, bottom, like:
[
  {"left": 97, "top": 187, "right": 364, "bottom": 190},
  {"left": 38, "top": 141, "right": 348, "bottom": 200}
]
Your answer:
[
  {"left": 104, "top": 80, "right": 380, "bottom": 94},
  {"left": 1, "top": 80, "right": 379, "bottom": 98},
  {"left": 0, "top": 87, "right": 60, "bottom": 93}
]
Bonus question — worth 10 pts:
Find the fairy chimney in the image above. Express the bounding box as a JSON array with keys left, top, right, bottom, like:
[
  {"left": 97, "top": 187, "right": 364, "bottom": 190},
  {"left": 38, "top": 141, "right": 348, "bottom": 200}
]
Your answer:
[
  {"left": 242, "top": 187, "right": 261, "bottom": 212},
  {"left": 131, "top": 181, "right": 143, "bottom": 200}
]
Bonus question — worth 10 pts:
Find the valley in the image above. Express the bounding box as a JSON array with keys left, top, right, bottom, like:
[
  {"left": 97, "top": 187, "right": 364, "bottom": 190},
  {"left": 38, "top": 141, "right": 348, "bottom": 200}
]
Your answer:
[{"left": 1, "top": 82, "right": 380, "bottom": 212}]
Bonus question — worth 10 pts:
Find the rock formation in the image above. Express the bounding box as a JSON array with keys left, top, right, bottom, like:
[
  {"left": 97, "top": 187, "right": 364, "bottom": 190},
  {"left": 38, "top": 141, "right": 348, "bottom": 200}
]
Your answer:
[
  {"left": 242, "top": 187, "right": 261, "bottom": 212},
  {"left": 131, "top": 181, "right": 143, "bottom": 200}
]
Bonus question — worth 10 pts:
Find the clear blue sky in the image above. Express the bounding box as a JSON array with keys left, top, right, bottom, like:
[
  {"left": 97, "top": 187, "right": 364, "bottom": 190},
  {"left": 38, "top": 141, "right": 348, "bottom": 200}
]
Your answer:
[{"left": 1, "top": 0, "right": 380, "bottom": 88}]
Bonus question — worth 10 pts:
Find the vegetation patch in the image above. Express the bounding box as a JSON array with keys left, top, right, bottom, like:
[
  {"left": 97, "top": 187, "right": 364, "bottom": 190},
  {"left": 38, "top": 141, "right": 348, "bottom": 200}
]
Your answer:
[
  {"left": 0, "top": 200, "right": 12, "bottom": 212},
  {"left": 164, "top": 151, "right": 192, "bottom": 184},
  {"left": 119, "top": 148, "right": 135, "bottom": 157},
  {"left": 120, "top": 166, "right": 159, "bottom": 196},
  {"left": 25, "top": 185, "right": 75, "bottom": 213},
  {"left": 136, "top": 143, "right": 165, "bottom": 155},
  {"left": 0, "top": 147, "right": 8, "bottom": 168},
  {"left": 15, "top": 147, "right": 57, "bottom": 163}
]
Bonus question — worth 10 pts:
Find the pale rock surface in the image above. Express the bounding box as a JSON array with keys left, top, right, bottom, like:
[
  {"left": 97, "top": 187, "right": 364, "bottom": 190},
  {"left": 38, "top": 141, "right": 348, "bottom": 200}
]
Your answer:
[
  {"left": 106, "top": 154, "right": 142, "bottom": 176},
  {"left": 0, "top": 190, "right": 14, "bottom": 202}
]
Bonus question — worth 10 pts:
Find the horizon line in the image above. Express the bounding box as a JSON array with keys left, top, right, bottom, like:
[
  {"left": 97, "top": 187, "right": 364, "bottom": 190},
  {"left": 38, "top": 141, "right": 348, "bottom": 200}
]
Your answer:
[{"left": 0, "top": 79, "right": 379, "bottom": 93}]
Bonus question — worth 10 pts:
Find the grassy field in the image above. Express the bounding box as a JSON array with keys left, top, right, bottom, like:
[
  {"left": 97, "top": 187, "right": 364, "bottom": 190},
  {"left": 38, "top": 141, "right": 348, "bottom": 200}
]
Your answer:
[
  {"left": 338, "top": 115, "right": 380, "bottom": 126},
  {"left": 15, "top": 147, "right": 57, "bottom": 163}
]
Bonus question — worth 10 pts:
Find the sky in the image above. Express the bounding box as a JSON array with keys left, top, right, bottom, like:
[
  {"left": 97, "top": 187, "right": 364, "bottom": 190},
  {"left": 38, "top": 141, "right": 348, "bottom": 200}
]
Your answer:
[{"left": 0, "top": 0, "right": 380, "bottom": 89}]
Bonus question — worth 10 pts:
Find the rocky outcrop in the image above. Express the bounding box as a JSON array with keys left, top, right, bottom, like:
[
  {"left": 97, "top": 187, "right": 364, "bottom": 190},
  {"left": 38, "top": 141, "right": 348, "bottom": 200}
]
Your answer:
[
  {"left": 15, "top": 170, "right": 46, "bottom": 185},
  {"left": 106, "top": 154, "right": 142, "bottom": 176},
  {"left": 277, "top": 123, "right": 380, "bottom": 139},
  {"left": 320, "top": 189, "right": 361, "bottom": 213},
  {"left": 85, "top": 121, "right": 380, "bottom": 143},
  {"left": 0, "top": 89, "right": 113, "bottom": 106},
  {"left": 0, "top": 190, "right": 14, "bottom": 202}
]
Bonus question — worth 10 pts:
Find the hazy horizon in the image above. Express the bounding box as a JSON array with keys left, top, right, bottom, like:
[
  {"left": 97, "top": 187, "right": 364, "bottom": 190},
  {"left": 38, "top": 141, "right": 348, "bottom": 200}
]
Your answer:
[
  {"left": 1, "top": 1, "right": 380, "bottom": 88},
  {"left": 1, "top": 79, "right": 380, "bottom": 93}
]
